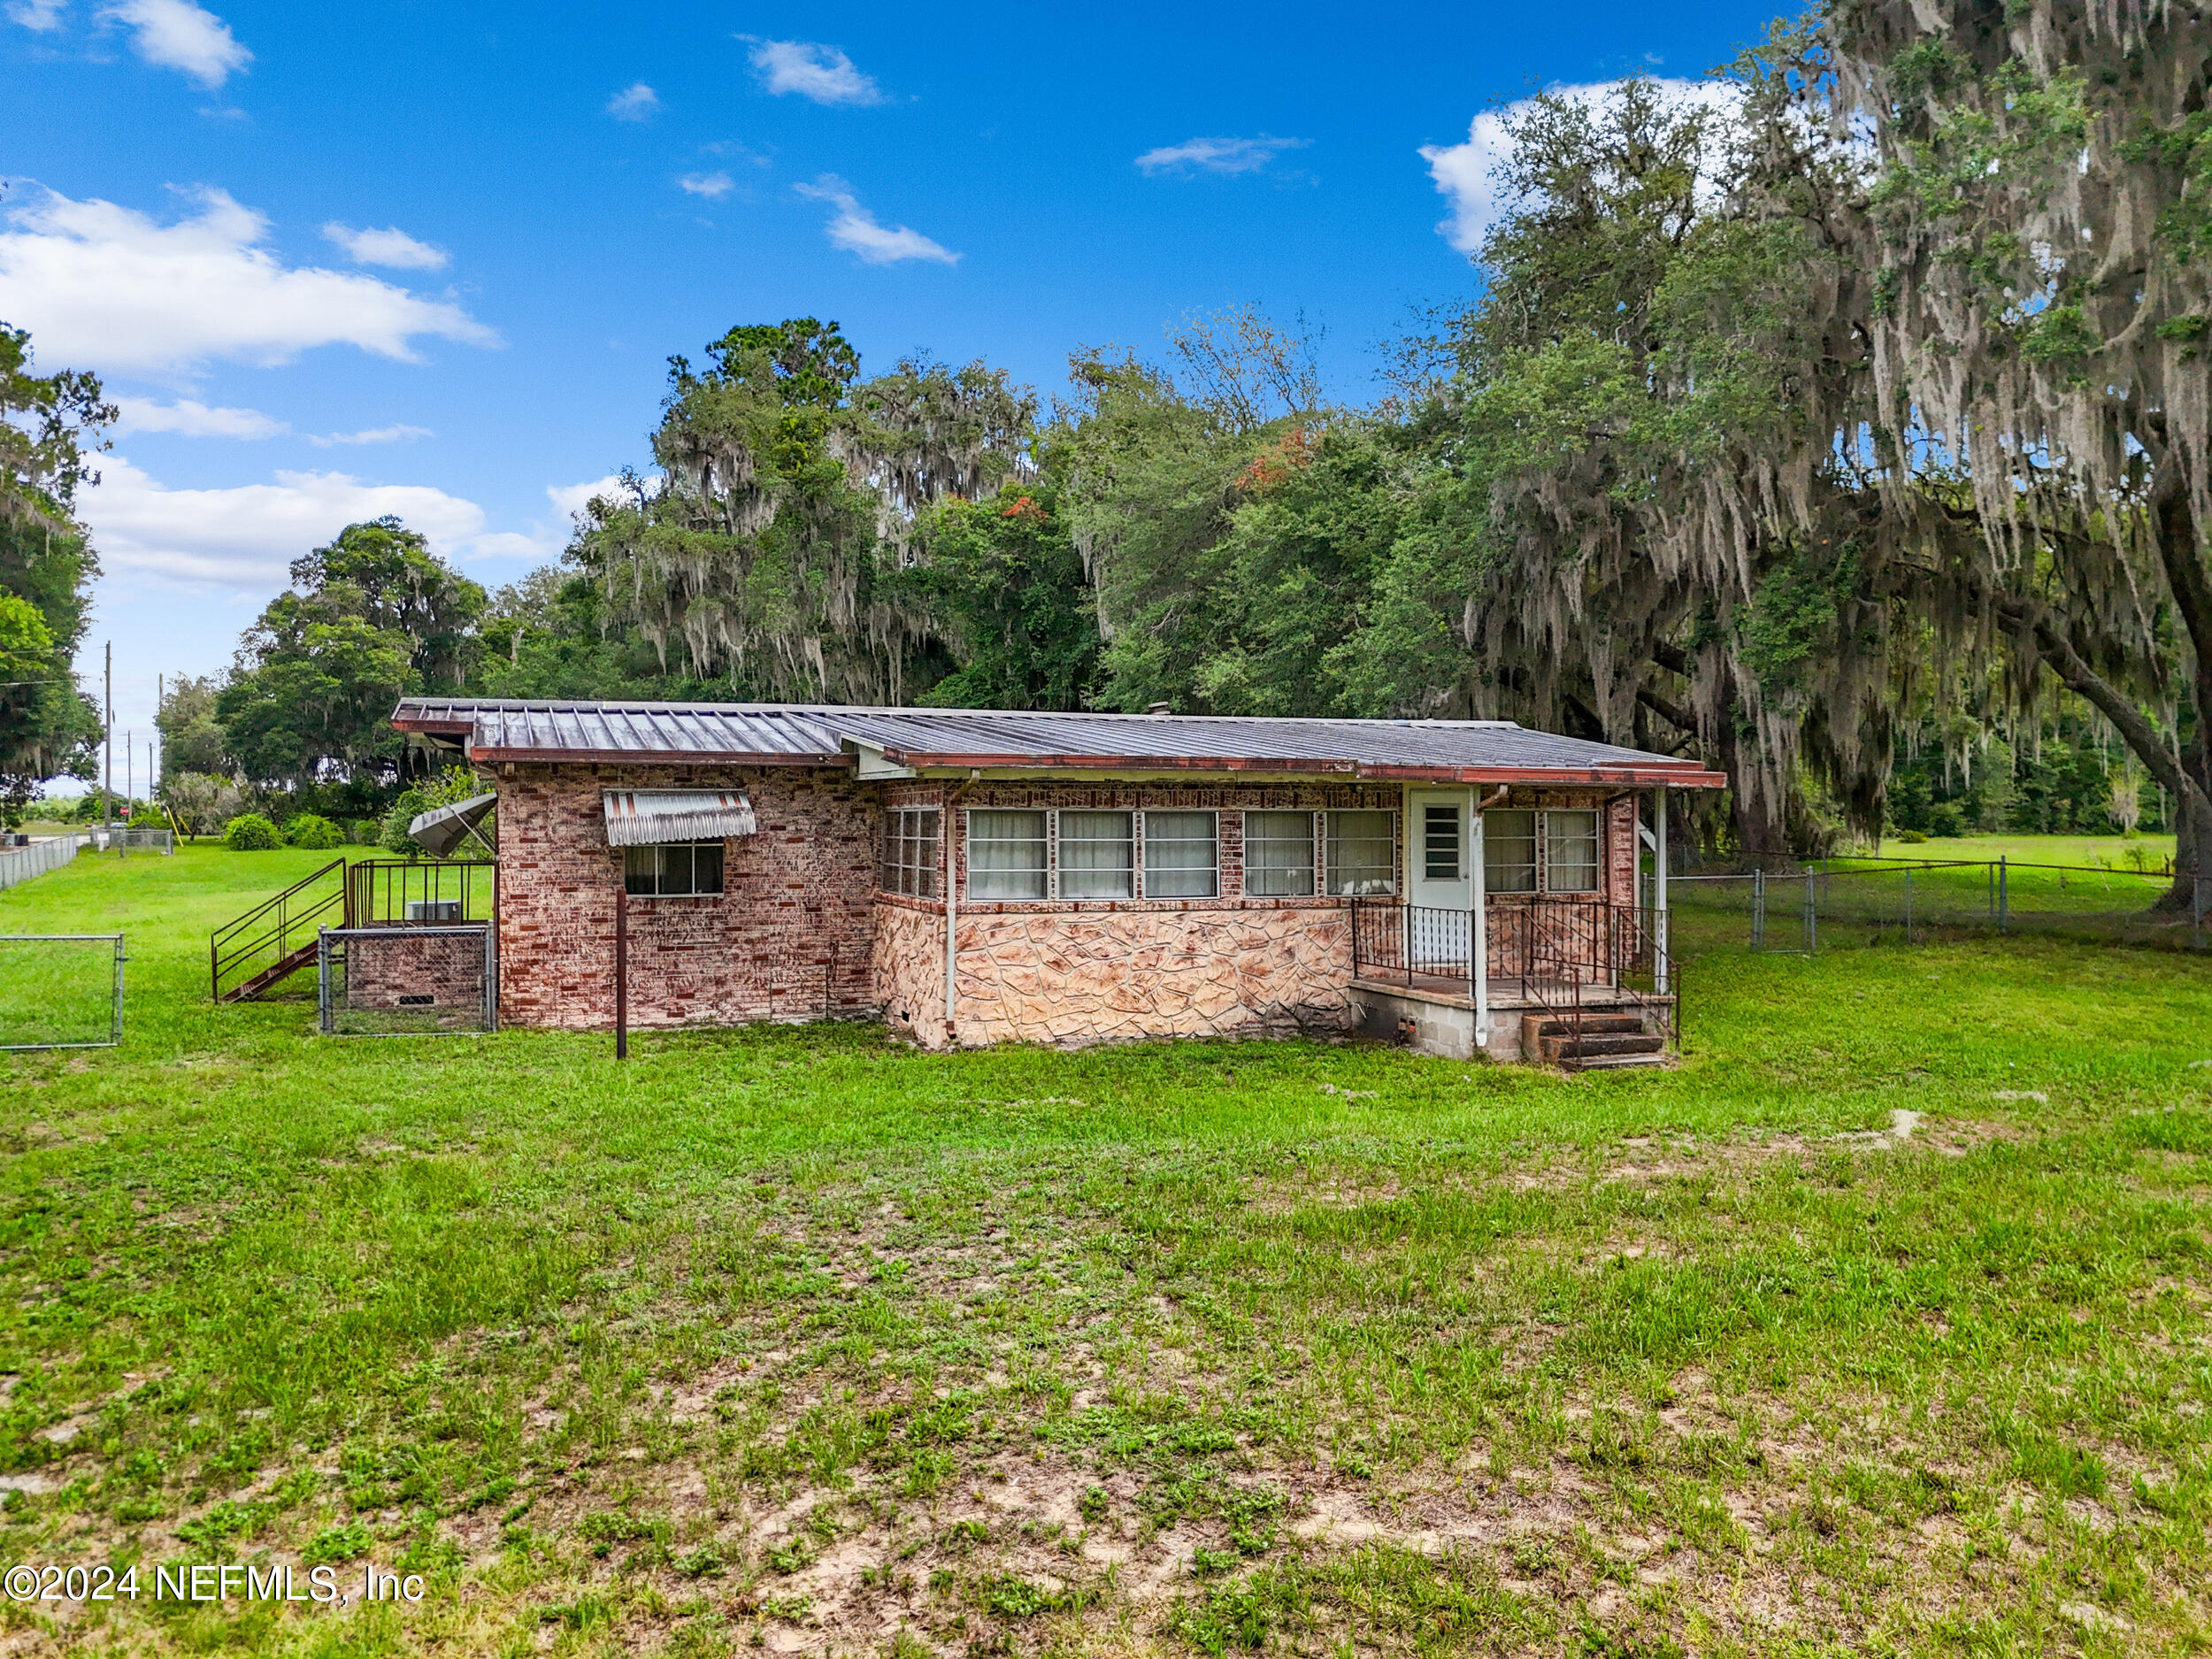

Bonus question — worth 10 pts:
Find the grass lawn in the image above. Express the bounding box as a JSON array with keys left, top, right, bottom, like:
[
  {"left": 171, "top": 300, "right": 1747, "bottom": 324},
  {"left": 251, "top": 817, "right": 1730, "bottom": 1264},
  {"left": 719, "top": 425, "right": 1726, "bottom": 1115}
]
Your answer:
[{"left": 2, "top": 842, "right": 2210, "bottom": 1655}]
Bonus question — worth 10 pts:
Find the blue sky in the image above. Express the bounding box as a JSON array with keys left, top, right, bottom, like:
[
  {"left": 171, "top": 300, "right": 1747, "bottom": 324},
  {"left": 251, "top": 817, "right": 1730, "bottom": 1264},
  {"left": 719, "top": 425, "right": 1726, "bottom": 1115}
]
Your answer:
[{"left": 0, "top": 0, "right": 1767, "bottom": 787}]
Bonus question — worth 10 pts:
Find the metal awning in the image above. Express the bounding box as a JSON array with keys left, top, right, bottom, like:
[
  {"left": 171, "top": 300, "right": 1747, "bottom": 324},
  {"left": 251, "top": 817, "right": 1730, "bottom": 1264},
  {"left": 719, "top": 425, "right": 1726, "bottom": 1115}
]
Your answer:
[
  {"left": 408, "top": 791, "right": 498, "bottom": 857},
  {"left": 603, "top": 790, "right": 756, "bottom": 847}
]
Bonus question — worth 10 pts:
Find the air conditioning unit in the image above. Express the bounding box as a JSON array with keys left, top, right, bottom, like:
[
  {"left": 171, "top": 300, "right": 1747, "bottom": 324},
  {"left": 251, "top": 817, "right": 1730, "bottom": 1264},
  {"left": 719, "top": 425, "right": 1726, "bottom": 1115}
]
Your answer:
[{"left": 405, "top": 899, "right": 464, "bottom": 923}]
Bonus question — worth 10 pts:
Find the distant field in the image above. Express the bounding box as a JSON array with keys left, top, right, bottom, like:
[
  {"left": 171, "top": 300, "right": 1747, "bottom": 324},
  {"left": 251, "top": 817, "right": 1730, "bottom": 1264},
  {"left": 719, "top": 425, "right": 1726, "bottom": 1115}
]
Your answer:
[
  {"left": 0, "top": 841, "right": 2208, "bottom": 1655},
  {"left": 1865, "top": 830, "right": 2178, "bottom": 868}
]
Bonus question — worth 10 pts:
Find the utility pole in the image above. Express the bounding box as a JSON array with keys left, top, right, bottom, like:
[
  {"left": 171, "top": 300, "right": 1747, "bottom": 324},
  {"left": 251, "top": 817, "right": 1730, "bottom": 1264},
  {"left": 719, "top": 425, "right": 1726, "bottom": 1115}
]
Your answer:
[{"left": 103, "top": 641, "right": 112, "bottom": 846}]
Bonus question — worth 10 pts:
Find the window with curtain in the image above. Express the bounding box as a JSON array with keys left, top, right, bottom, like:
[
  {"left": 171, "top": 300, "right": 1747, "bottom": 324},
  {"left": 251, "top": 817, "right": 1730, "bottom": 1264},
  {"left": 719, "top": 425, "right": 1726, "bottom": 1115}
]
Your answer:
[
  {"left": 1143, "top": 810, "right": 1217, "bottom": 898},
  {"left": 623, "top": 841, "right": 725, "bottom": 897},
  {"left": 966, "top": 809, "right": 1047, "bottom": 900},
  {"left": 1244, "top": 810, "right": 1315, "bottom": 896},
  {"left": 1545, "top": 809, "right": 1601, "bottom": 893},
  {"left": 1483, "top": 810, "right": 1538, "bottom": 894},
  {"left": 1056, "top": 810, "right": 1133, "bottom": 898},
  {"left": 1423, "top": 803, "right": 1461, "bottom": 879},
  {"left": 1325, "top": 810, "right": 1395, "bottom": 895},
  {"left": 879, "top": 807, "right": 939, "bottom": 897}
]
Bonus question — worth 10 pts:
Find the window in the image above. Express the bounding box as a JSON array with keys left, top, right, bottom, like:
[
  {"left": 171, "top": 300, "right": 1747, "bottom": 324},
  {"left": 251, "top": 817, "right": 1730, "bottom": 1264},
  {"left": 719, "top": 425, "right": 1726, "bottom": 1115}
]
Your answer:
[
  {"left": 1423, "top": 803, "right": 1461, "bottom": 879},
  {"left": 624, "top": 841, "right": 724, "bottom": 897},
  {"left": 880, "top": 807, "right": 939, "bottom": 898},
  {"left": 1483, "top": 810, "right": 1538, "bottom": 894},
  {"left": 1245, "top": 810, "right": 1315, "bottom": 897},
  {"left": 1057, "top": 810, "right": 1134, "bottom": 899},
  {"left": 1325, "top": 810, "right": 1396, "bottom": 896},
  {"left": 1143, "top": 810, "right": 1217, "bottom": 898},
  {"left": 967, "top": 809, "right": 1048, "bottom": 900},
  {"left": 1546, "top": 808, "right": 1601, "bottom": 893}
]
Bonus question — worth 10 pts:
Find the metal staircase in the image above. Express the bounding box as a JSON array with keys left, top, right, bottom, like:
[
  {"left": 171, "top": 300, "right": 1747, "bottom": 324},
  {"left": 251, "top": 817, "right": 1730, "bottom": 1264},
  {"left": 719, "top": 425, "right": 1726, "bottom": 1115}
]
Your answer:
[{"left": 210, "top": 858, "right": 349, "bottom": 1002}]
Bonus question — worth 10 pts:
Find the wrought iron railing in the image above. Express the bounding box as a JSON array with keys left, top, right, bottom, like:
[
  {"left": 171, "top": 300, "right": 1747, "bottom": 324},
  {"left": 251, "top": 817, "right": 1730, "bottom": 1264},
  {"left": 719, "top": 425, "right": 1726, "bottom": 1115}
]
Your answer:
[
  {"left": 346, "top": 859, "right": 497, "bottom": 926},
  {"left": 1350, "top": 898, "right": 1681, "bottom": 1053}
]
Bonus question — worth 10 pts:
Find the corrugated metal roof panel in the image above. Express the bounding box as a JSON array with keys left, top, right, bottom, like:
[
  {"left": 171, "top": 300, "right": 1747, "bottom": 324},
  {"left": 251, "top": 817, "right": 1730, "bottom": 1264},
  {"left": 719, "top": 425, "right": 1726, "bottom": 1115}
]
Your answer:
[
  {"left": 603, "top": 790, "right": 758, "bottom": 846},
  {"left": 391, "top": 698, "right": 1724, "bottom": 785}
]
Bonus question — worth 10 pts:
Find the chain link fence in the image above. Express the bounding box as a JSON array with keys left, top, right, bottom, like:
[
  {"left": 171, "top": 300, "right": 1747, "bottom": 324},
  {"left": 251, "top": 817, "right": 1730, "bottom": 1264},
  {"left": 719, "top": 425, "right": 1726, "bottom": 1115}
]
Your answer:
[
  {"left": 318, "top": 924, "right": 495, "bottom": 1036},
  {"left": 0, "top": 933, "right": 127, "bottom": 1049},
  {"left": 1667, "top": 857, "right": 2206, "bottom": 954}
]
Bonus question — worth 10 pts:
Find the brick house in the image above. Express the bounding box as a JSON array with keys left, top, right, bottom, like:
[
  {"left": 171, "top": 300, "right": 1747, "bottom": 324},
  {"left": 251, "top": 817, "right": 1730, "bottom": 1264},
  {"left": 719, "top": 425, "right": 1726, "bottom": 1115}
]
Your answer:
[{"left": 388, "top": 699, "right": 1724, "bottom": 1064}]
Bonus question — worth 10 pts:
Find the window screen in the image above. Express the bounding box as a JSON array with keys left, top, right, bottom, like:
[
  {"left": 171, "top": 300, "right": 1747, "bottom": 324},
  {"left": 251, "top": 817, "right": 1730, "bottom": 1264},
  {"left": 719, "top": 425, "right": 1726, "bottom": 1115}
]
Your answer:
[
  {"left": 1143, "top": 810, "right": 1218, "bottom": 898},
  {"left": 1423, "top": 803, "right": 1461, "bottom": 879},
  {"left": 1245, "top": 810, "right": 1315, "bottom": 896},
  {"left": 1325, "top": 810, "right": 1395, "bottom": 895},
  {"left": 1057, "top": 810, "right": 1133, "bottom": 899},
  {"left": 967, "top": 810, "right": 1048, "bottom": 900},
  {"left": 623, "top": 841, "right": 725, "bottom": 897},
  {"left": 1483, "top": 810, "right": 1537, "bottom": 894},
  {"left": 879, "top": 807, "right": 939, "bottom": 898},
  {"left": 1545, "top": 809, "right": 1601, "bottom": 893}
]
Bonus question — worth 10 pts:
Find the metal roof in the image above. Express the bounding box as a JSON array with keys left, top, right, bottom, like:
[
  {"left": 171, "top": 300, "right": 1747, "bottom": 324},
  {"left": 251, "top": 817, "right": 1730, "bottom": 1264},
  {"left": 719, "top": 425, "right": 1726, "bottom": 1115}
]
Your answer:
[
  {"left": 392, "top": 697, "right": 1724, "bottom": 787},
  {"left": 603, "top": 790, "right": 757, "bottom": 847}
]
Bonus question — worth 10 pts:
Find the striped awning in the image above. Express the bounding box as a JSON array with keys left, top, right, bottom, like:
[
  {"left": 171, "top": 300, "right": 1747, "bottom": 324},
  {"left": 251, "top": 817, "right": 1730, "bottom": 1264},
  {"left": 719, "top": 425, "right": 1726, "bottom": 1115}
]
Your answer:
[{"left": 602, "top": 790, "right": 756, "bottom": 847}]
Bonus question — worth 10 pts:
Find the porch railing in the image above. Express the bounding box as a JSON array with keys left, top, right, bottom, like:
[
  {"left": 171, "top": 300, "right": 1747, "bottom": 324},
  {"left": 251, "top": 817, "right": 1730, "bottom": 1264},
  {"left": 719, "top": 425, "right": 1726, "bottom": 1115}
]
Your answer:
[{"left": 1349, "top": 898, "right": 1680, "bottom": 1053}]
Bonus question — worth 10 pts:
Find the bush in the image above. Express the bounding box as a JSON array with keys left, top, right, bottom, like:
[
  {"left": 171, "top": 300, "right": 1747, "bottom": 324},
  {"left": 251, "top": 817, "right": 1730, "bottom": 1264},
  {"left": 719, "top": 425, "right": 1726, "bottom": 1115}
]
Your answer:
[
  {"left": 1894, "top": 828, "right": 1928, "bottom": 844},
  {"left": 221, "top": 812, "right": 282, "bottom": 850},
  {"left": 380, "top": 765, "right": 495, "bottom": 857},
  {"left": 349, "top": 818, "right": 380, "bottom": 845},
  {"left": 285, "top": 812, "right": 346, "bottom": 850}
]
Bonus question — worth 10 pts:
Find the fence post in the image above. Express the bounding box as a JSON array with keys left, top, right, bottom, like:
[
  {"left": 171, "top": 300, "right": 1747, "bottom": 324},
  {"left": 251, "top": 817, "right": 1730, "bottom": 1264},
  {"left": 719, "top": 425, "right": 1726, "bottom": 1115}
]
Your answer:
[
  {"left": 1998, "top": 856, "right": 2008, "bottom": 934},
  {"left": 1904, "top": 864, "right": 1914, "bottom": 942},
  {"left": 1752, "top": 867, "right": 1766, "bottom": 950},
  {"left": 1804, "top": 869, "right": 1817, "bottom": 953},
  {"left": 2198, "top": 874, "right": 2207, "bottom": 954},
  {"left": 615, "top": 889, "right": 629, "bottom": 1061}
]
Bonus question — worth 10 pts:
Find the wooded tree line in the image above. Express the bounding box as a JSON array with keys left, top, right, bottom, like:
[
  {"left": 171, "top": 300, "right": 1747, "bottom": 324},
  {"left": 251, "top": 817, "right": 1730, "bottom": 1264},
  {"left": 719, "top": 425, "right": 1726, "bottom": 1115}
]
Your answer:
[{"left": 15, "top": 0, "right": 2211, "bottom": 902}]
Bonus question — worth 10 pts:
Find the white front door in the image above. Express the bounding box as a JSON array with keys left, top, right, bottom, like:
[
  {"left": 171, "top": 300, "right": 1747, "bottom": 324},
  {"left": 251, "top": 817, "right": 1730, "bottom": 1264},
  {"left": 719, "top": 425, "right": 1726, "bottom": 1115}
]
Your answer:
[{"left": 1406, "top": 789, "right": 1471, "bottom": 971}]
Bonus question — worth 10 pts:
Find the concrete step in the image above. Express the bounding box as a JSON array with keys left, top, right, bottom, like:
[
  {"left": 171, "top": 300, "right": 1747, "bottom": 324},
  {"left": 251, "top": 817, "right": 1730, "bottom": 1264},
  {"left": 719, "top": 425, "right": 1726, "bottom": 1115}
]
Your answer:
[
  {"left": 1540, "top": 1030, "right": 1666, "bottom": 1062},
  {"left": 1567, "top": 1049, "right": 1675, "bottom": 1071}
]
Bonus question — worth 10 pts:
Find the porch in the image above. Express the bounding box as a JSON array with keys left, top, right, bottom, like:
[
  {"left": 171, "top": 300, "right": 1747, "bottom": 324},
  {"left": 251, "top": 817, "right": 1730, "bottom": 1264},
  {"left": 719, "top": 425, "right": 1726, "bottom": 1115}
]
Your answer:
[{"left": 1348, "top": 898, "right": 1679, "bottom": 1067}]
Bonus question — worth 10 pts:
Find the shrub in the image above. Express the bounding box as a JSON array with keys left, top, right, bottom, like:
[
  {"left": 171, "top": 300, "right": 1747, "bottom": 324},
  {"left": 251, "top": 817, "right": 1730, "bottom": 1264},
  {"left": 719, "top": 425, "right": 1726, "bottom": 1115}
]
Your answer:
[
  {"left": 285, "top": 812, "right": 345, "bottom": 850},
  {"left": 1894, "top": 828, "right": 1928, "bottom": 844},
  {"left": 221, "top": 812, "right": 282, "bottom": 850},
  {"left": 349, "top": 818, "right": 380, "bottom": 845}
]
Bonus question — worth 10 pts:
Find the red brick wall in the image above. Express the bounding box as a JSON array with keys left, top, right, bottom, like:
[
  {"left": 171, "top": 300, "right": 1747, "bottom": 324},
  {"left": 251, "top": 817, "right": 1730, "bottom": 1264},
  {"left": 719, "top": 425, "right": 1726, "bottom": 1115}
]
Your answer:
[
  {"left": 495, "top": 764, "right": 877, "bottom": 1031},
  {"left": 346, "top": 926, "right": 488, "bottom": 1011}
]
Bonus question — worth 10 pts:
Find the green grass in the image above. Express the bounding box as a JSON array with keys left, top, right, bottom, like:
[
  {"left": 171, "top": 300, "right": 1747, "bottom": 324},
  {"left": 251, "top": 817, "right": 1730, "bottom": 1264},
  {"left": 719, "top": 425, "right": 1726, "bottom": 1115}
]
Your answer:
[
  {"left": 1, "top": 841, "right": 2210, "bottom": 1655},
  {"left": 1871, "top": 830, "right": 2178, "bottom": 868}
]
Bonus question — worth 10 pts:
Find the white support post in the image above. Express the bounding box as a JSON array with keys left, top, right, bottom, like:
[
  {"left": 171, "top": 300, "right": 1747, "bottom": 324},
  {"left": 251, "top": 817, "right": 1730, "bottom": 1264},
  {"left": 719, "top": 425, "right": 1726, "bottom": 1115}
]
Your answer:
[
  {"left": 1469, "top": 786, "right": 1488, "bottom": 1047},
  {"left": 1654, "top": 785, "right": 1671, "bottom": 995},
  {"left": 943, "top": 803, "right": 958, "bottom": 1042}
]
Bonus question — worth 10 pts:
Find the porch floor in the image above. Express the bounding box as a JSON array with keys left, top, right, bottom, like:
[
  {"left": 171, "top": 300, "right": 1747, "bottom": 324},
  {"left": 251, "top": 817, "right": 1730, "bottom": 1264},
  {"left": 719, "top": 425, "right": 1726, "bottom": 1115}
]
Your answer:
[{"left": 1349, "top": 972, "right": 1671, "bottom": 1014}]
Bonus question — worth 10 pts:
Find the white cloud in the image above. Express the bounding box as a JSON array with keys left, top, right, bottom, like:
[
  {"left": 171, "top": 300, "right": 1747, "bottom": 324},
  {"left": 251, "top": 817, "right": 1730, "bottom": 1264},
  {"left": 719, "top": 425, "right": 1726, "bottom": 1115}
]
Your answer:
[
  {"left": 1134, "top": 135, "right": 1310, "bottom": 177},
  {"left": 6, "top": 0, "right": 67, "bottom": 30},
  {"left": 744, "top": 38, "right": 881, "bottom": 105},
  {"left": 547, "top": 474, "right": 629, "bottom": 523},
  {"left": 793, "top": 175, "right": 957, "bottom": 267},
  {"left": 320, "top": 222, "right": 448, "bottom": 270},
  {"left": 111, "top": 396, "right": 286, "bottom": 439},
  {"left": 606, "top": 81, "right": 658, "bottom": 120},
  {"left": 678, "top": 171, "right": 734, "bottom": 200},
  {"left": 100, "top": 0, "right": 249, "bottom": 88},
  {"left": 79, "top": 455, "right": 495, "bottom": 585},
  {"left": 0, "top": 185, "right": 498, "bottom": 373},
  {"left": 306, "top": 423, "right": 431, "bottom": 447},
  {"left": 1420, "top": 79, "right": 1740, "bottom": 255}
]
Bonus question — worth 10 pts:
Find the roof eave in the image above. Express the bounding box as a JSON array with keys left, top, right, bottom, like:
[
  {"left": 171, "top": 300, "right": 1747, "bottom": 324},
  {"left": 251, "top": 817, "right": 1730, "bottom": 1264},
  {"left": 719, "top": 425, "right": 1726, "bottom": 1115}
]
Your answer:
[{"left": 467, "top": 744, "right": 850, "bottom": 767}]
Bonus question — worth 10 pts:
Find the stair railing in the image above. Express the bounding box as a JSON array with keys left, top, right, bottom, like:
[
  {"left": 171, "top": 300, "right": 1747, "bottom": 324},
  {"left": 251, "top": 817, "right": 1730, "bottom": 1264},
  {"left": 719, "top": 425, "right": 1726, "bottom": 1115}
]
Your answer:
[{"left": 210, "top": 857, "right": 349, "bottom": 1001}]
